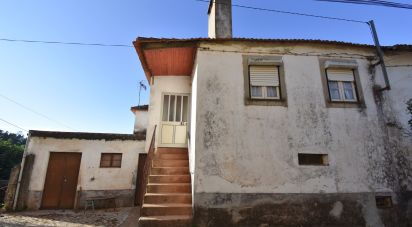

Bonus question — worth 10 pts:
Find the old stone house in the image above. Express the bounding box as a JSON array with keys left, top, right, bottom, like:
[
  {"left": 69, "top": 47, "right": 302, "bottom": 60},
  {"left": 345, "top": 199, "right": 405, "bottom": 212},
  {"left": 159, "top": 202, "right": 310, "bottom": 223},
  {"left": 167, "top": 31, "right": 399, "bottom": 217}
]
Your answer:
[{"left": 11, "top": 0, "right": 411, "bottom": 226}]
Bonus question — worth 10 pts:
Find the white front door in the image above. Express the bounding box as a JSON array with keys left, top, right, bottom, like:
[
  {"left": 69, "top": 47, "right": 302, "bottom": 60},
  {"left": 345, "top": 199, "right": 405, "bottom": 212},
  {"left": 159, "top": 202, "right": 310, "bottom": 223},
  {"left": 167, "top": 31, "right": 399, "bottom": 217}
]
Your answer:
[{"left": 160, "top": 94, "right": 189, "bottom": 147}]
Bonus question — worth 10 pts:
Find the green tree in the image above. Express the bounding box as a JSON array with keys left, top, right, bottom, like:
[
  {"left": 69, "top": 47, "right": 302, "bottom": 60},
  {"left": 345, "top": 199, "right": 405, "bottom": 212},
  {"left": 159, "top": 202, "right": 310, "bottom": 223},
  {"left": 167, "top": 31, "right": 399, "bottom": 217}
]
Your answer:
[{"left": 0, "top": 130, "right": 26, "bottom": 180}]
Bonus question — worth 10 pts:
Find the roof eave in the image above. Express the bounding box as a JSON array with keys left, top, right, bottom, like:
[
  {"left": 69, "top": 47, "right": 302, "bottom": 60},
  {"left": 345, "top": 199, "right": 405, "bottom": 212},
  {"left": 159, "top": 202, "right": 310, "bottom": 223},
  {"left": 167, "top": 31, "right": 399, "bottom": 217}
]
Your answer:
[{"left": 133, "top": 39, "right": 152, "bottom": 82}]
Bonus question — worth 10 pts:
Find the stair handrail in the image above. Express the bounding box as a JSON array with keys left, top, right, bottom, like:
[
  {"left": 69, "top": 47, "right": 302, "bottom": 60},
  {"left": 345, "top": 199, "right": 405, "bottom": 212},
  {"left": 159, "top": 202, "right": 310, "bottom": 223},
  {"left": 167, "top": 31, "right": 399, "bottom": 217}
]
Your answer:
[{"left": 138, "top": 125, "right": 157, "bottom": 206}]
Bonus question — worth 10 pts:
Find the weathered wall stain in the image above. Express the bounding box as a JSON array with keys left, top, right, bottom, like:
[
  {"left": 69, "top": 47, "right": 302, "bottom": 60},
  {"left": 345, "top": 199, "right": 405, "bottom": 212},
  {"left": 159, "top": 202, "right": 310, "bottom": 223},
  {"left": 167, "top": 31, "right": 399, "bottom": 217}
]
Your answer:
[{"left": 192, "top": 44, "right": 412, "bottom": 225}]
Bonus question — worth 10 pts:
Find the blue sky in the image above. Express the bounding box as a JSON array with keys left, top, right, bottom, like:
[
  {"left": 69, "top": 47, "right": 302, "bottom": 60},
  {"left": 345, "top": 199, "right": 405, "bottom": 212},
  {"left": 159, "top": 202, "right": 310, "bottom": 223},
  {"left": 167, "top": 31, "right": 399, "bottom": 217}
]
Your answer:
[{"left": 0, "top": 0, "right": 411, "bottom": 134}]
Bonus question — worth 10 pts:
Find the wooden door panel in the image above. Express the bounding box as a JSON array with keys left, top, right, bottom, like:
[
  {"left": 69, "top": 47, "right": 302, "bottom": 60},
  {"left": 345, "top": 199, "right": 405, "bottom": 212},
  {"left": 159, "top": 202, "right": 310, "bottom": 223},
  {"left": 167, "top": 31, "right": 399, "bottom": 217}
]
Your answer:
[
  {"left": 59, "top": 153, "right": 81, "bottom": 209},
  {"left": 161, "top": 124, "right": 174, "bottom": 144},
  {"left": 41, "top": 153, "right": 65, "bottom": 209},
  {"left": 135, "top": 153, "right": 147, "bottom": 206},
  {"left": 174, "top": 125, "right": 187, "bottom": 144},
  {"left": 41, "top": 152, "right": 81, "bottom": 209}
]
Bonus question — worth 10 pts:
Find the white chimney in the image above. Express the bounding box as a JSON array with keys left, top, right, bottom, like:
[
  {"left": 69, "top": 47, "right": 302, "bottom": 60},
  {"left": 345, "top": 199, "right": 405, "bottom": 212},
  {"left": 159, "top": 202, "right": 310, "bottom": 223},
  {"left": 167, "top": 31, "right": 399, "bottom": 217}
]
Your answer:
[{"left": 208, "top": 0, "right": 232, "bottom": 38}]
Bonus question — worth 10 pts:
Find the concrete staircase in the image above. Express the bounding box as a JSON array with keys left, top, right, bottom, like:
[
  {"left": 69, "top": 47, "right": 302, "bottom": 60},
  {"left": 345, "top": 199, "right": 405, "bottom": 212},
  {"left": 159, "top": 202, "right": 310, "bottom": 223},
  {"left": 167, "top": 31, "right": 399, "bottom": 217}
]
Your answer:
[{"left": 138, "top": 148, "right": 192, "bottom": 227}]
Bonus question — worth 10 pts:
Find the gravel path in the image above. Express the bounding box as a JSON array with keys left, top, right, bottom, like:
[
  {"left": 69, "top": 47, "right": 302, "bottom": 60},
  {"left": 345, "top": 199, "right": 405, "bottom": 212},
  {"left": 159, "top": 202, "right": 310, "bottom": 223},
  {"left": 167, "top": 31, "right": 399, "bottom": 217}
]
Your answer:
[{"left": 0, "top": 207, "right": 135, "bottom": 227}]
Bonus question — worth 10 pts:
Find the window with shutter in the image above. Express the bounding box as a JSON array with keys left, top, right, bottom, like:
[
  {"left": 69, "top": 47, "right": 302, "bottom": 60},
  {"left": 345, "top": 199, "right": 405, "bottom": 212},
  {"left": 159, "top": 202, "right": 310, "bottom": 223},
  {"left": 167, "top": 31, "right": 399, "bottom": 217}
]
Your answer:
[
  {"left": 100, "top": 153, "right": 122, "bottom": 168},
  {"left": 326, "top": 68, "right": 358, "bottom": 102},
  {"left": 249, "top": 65, "right": 280, "bottom": 100}
]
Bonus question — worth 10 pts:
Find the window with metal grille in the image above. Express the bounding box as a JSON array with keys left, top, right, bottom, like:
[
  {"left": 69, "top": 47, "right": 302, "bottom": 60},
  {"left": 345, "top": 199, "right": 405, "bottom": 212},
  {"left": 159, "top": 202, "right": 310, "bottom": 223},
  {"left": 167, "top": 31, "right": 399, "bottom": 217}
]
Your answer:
[
  {"left": 100, "top": 153, "right": 122, "bottom": 168},
  {"left": 326, "top": 68, "right": 358, "bottom": 102},
  {"left": 249, "top": 65, "right": 281, "bottom": 100}
]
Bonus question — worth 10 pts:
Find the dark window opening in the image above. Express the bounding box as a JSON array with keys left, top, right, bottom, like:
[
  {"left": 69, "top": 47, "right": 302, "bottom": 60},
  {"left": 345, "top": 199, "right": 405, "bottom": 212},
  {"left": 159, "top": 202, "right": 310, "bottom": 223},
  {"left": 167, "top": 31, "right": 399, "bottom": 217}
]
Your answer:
[
  {"left": 375, "top": 196, "right": 392, "bottom": 209},
  {"left": 100, "top": 153, "right": 122, "bottom": 168},
  {"left": 298, "top": 153, "right": 329, "bottom": 166}
]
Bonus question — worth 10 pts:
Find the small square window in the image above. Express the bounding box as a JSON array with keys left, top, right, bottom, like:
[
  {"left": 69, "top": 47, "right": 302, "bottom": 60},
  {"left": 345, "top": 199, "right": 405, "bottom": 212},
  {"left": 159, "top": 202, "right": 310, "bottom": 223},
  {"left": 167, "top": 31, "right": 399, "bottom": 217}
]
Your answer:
[{"left": 100, "top": 153, "right": 122, "bottom": 168}]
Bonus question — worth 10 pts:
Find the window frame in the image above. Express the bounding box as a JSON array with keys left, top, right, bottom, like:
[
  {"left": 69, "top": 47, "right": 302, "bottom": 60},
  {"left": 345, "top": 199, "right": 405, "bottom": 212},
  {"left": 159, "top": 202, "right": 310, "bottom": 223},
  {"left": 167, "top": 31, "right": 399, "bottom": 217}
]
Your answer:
[
  {"left": 100, "top": 153, "right": 122, "bottom": 168},
  {"left": 249, "top": 65, "right": 281, "bottom": 100},
  {"left": 326, "top": 70, "right": 358, "bottom": 102},
  {"left": 243, "top": 56, "right": 287, "bottom": 106},
  {"left": 250, "top": 85, "right": 280, "bottom": 100},
  {"left": 319, "top": 59, "right": 365, "bottom": 108}
]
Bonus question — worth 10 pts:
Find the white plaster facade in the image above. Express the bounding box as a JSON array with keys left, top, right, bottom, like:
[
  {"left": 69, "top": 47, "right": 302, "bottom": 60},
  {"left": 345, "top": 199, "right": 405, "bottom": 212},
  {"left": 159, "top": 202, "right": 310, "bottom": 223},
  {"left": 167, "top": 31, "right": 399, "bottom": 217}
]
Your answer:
[
  {"left": 187, "top": 42, "right": 412, "bottom": 195},
  {"left": 24, "top": 135, "right": 145, "bottom": 209}
]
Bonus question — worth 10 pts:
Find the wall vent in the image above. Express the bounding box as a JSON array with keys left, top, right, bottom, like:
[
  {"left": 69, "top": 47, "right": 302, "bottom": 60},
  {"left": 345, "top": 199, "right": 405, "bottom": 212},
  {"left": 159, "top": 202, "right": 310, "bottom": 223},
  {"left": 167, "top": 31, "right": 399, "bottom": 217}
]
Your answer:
[
  {"left": 375, "top": 196, "right": 393, "bottom": 208},
  {"left": 298, "top": 153, "right": 329, "bottom": 166}
]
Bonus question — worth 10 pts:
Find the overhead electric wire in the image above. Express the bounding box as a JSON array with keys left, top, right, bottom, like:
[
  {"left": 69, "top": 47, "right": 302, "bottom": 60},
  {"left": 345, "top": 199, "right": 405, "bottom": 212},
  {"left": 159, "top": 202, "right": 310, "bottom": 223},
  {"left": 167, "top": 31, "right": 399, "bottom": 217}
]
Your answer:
[
  {"left": 0, "top": 118, "right": 28, "bottom": 132},
  {"left": 0, "top": 38, "right": 133, "bottom": 48},
  {"left": 196, "top": 0, "right": 367, "bottom": 24},
  {"left": 0, "top": 93, "right": 77, "bottom": 131},
  {"left": 316, "top": 0, "right": 412, "bottom": 10}
]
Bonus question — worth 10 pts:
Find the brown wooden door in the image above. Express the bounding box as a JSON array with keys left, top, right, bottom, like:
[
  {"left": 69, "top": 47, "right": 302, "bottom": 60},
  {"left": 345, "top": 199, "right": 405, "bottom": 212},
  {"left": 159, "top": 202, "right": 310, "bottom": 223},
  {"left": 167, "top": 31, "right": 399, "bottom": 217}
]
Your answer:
[
  {"left": 135, "top": 153, "right": 147, "bottom": 206},
  {"left": 41, "top": 152, "right": 81, "bottom": 209}
]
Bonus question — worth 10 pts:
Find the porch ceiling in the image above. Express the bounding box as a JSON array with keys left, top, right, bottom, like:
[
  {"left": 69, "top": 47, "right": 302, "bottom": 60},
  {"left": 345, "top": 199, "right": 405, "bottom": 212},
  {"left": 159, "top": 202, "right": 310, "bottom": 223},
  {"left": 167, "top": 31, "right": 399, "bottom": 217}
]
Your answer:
[{"left": 134, "top": 40, "right": 197, "bottom": 82}]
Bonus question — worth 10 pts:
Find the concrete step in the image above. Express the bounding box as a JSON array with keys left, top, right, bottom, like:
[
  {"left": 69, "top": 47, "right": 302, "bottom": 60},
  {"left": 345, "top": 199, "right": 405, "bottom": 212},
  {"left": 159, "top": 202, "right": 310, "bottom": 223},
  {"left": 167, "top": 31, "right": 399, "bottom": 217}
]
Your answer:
[
  {"left": 147, "top": 183, "right": 191, "bottom": 193},
  {"left": 138, "top": 215, "right": 192, "bottom": 227},
  {"left": 144, "top": 193, "right": 192, "bottom": 204},
  {"left": 141, "top": 204, "right": 192, "bottom": 216},
  {"left": 149, "top": 175, "right": 191, "bottom": 183},
  {"left": 156, "top": 148, "right": 188, "bottom": 154},
  {"left": 156, "top": 153, "right": 188, "bottom": 160},
  {"left": 151, "top": 167, "right": 189, "bottom": 175},
  {"left": 153, "top": 159, "right": 189, "bottom": 167}
]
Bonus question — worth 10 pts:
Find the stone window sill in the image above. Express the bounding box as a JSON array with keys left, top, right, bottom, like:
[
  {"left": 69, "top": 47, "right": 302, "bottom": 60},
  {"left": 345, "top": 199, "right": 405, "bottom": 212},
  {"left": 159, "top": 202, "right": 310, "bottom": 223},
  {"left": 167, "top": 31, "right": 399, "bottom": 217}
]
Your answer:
[
  {"left": 245, "top": 98, "right": 287, "bottom": 107},
  {"left": 326, "top": 101, "right": 366, "bottom": 108}
]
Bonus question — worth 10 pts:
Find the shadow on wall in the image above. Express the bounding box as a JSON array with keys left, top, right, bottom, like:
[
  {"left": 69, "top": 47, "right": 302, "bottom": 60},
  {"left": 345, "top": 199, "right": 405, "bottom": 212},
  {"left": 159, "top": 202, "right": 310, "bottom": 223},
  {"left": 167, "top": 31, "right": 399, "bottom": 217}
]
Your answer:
[{"left": 0, "top": 180, "right": 8, "bottom": 204}]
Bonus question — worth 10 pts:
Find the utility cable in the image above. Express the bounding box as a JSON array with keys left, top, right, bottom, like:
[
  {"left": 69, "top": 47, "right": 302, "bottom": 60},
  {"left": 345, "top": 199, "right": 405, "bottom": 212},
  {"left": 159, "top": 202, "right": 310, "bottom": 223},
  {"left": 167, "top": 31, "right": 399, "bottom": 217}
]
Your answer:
[
  {"left": 0, "top": 93, "right": 77, "bottom": 131},
  {"left": 0, "top": 38, "right": 133, "bottom": 48},
  {"left": 316, "top": 0, "right": 412, "bottom": 10},
  {"left": 196, "top": 0, "right": 367, "bottom": 24},
  {"left": 0, "top": 118, "right": 28, "bottom": 132}
]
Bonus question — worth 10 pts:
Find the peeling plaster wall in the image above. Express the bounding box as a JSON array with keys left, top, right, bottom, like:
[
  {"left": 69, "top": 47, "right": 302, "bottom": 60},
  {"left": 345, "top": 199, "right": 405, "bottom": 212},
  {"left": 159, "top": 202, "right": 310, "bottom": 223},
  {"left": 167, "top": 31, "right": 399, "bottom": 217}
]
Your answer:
[
  {"left": 25, "top": 137, "right": 145, "bottom": 209},
  {"left": 194, "top": 43, "right": 389, "bottom": 194},
  {"left": 146, "top": 76, "right": 192, "bottom": 150},
  {"left": 373, "top": 53, "right": 412, "bottom": 188},
  {"left": 191, "top": 43, "right": 412, "bottom": 226}
]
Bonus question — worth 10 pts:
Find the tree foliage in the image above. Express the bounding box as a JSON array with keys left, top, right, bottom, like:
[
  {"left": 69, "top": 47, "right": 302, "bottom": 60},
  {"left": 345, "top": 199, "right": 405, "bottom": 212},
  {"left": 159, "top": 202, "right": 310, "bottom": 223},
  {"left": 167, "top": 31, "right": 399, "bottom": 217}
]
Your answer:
[{"left": 0, "top": 130, "right": 26, "bottom": 180}]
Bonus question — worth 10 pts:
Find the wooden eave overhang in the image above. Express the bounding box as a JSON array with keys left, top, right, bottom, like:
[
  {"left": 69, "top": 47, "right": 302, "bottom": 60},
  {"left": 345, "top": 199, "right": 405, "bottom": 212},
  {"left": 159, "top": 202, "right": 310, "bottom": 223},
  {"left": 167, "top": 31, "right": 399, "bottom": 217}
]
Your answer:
[{"left": 133, "top": 38, "right": 198, "bottom": 82}]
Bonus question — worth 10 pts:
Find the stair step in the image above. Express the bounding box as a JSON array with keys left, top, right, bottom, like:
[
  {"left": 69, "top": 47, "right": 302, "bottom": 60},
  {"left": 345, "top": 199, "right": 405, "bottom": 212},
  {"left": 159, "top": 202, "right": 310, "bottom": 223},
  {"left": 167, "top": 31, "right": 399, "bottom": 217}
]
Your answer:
[
  {"left": 149, "top": 175, "right": 191, "bottom": 183},
  {"left": 153, "top": 159, "right": 188, "bottom": 167},
  {"left": 138, "top": 215, "right": 192, "bottom": 227},
  {"left": 141, "top": 203, "right": 192, "bottom": 216},
  {"left": 147, "top": 183, "right": 191, "bottom": 193},
  {"left": 156, "top": 148, "right": 188, "bottom": 154},
  {"left": 144, "top": 193, "right": 192, "bottom": 204},
  {"left": 151, "top": 167, "right": 189, "bottom": 175},
  {"left": 157, "top": 153, "right": 188, "bottom": 160}
]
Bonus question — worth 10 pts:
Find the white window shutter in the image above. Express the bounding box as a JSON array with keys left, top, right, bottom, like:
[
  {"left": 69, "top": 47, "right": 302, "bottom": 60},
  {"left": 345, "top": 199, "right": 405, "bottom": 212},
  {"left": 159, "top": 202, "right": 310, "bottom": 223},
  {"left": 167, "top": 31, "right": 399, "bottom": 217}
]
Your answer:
[
  {"left": 327, "top": 68, "right": 355, "bottom": 82},
  {"left": 250, "top": 65, "right": 279, "bottom": 86}
]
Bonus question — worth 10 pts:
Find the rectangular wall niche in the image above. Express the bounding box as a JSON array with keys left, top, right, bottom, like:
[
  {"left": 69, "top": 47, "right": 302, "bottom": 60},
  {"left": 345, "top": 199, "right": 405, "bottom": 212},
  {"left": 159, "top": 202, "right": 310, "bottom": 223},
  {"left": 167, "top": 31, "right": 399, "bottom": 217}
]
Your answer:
[
  {"left": 375, "top": 196, "right": 393, "bottom": 209},
  {"left": 298, "top": 153, "right": 329, "bottom": 166}
]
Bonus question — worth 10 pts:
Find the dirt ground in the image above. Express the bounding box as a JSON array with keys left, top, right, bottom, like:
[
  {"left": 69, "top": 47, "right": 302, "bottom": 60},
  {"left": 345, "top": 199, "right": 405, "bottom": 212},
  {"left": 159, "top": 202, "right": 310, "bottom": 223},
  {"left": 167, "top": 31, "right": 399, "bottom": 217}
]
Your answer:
[{"left": 0, "top": 207, "right": 139, "bottom": 227}]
